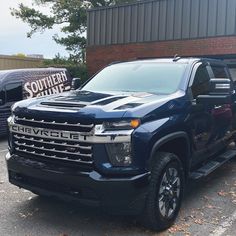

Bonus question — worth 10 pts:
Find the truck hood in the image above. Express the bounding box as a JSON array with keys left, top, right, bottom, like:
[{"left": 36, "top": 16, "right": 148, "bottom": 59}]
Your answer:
[{"left": 13, "top": 90, "right": 186, "bottom": 121}]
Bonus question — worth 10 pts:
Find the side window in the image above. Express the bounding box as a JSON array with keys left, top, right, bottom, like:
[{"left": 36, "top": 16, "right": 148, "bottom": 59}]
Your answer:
[
  {"left": 5, "top": 82, "right": 23, "bottom": 103},
  {"left": 191, "top": 66, "right": 211, "bottom": 98},
  {"left": 0, "top": 90, "right": 5, "bottom": 105},
  {"left": 211, "top": 66, "right": 229, "bottom": 78},
  {"left": 229, "top": 68, "right": 236, "bottom": 81}
]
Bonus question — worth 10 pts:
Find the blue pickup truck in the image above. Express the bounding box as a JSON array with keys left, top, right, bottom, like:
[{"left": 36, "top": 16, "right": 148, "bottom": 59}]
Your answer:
[{"left": 6, "top": 58, "right": 236, "bottom": 231}]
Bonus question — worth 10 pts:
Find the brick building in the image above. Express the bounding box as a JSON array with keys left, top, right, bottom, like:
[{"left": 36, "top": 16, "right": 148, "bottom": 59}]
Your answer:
[{"left": 86, "top": 0, "right": 236, "bottom": 77}]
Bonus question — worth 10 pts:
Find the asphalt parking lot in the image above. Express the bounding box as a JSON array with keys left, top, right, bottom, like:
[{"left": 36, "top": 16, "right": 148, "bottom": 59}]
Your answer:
[{"left": 0, "top": 138, "right": 236, "bottom": 236}]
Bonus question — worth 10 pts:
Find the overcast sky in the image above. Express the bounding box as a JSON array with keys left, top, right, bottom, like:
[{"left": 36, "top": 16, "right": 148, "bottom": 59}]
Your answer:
[{"left": 0, "top": 0, "right": 68, "bottom": 58}]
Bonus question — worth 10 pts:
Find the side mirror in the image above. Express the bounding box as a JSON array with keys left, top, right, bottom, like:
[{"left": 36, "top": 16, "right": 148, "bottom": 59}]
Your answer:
[
  {"left": 209, "top": 78, "right": 233, "bottom": 95},
  {"left": 196, "top": 78, "right": 233, "bottom": 105},
  {"left": 71, "top": 78, "right": 81, "bottom": 90},
  {"left": 196, "top": 94, "right": 231, "bottom": 105}
]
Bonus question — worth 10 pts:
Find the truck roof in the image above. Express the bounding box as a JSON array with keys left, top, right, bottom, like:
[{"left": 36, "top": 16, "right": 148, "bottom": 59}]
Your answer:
[{"left": 109, "top": 57, "right": 226, "bottom": 66}]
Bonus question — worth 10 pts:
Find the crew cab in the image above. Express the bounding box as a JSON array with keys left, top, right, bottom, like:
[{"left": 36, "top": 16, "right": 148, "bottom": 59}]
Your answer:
[{"left": 6, "top": 58, "right": 236, "bottom": 231}]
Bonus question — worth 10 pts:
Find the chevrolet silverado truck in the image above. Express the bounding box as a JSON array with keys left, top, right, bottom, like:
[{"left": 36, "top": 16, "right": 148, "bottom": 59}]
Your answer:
[{"left": 6, "top": 58, "right": 236, "bottom": 231}]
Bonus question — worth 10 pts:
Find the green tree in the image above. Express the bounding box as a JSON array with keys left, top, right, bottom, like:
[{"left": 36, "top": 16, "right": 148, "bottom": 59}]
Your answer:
[
  {"left": 14, "top": 53, "right": 26, "bottom": 58},
  {"left": 11, "top": 0, "right": 138, "bottom": 62}
]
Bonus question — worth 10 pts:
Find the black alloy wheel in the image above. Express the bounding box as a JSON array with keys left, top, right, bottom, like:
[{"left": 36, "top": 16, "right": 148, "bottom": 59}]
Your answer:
[{"left": 143, "top": 152, "right": 184, "bottom": 231}]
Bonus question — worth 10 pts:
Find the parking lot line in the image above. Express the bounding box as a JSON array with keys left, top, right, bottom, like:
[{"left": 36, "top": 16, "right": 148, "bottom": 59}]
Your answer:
[
  {"left": 209, "top": 209, "right": 236, "bottom": 236},
  {"left": 0, "top": 149, "right": 8, "bottom": 153}
]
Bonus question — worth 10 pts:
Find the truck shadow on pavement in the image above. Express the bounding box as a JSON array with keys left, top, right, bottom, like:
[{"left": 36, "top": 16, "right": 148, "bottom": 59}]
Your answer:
[
  {"left": 14, "top": 159, "right": 236, "bottom": 235},
  {"left": 17, "top": 195, "right": 148, "bottom": 236}
]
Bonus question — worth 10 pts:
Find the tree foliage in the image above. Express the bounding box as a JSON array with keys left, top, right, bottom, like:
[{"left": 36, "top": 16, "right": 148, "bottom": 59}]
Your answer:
[
  {"left": 11, "top": 0, "right": 138, "bottom": 61},
  {"left": 14, "top": 53, "right": 26, "bottom": 58},
  {"left": 43, "top": 53, "right": 88, "bottom": 81}
]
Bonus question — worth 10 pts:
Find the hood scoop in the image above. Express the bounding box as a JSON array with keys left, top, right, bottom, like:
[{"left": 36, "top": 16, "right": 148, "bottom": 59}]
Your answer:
[
  {"left": 115, "top": 103, "right": 144, "bottom": 110},
  {"left": 40, "top": 101, "right": 87, "bottom": 108},
  {"left": 92, "top": 96, "right": 127, "bottom": 106}
]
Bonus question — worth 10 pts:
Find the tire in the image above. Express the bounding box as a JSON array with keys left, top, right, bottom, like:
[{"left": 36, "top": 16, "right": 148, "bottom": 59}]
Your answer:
[{"left": 143, "top": 152, "right": 184, "bottom": 231}]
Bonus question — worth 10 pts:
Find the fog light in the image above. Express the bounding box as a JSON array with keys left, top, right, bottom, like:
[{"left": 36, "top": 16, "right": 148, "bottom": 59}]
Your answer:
[{"left": 106, "top": 143, "right": 132, "bottom": 166}]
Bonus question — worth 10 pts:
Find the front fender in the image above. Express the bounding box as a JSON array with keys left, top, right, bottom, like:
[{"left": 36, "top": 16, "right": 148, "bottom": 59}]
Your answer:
[{"left": 132, "top": 116, "right": 191, "bottom": 172}]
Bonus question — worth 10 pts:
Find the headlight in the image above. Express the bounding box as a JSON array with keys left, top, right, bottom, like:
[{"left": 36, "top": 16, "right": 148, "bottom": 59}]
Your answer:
[
  {"left": 95, "top": 119, "right": 139, "bottom": 167},
  {"left": 11, "top": 102, "right": 18, "bottom": 116},
  {"left": 103, "top": 119, "right": 140, "bottom": 131},
  {"left": 7, "top": 117, "right": 14, "bottom": 152},
  {"left": 106, "top": 142, "right": 132, "bottom": 166}
]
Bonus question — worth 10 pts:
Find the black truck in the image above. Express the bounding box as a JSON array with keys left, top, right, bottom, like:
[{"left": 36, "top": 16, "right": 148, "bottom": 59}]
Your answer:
[
  {"left": 6, "top": 58, "right": 236, "bottom": 231},
  {"left": 0, "top": 68, "right": 72, "bottom": 136}
]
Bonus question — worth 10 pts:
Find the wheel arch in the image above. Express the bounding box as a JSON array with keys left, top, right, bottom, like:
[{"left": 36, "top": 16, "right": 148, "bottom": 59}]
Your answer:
[{"left": 148, "top": 132, "right": 191, "bottom": 178}]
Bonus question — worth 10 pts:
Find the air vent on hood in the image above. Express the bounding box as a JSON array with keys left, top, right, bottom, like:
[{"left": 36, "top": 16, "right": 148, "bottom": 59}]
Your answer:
[
  {"left": 93, "top": 96, "right": 127, "bottom": 106},
  {"left": 40, "top": 102, "right": 86, "bottom": 108},
  {"left": 115, "top": 103, "right": 143, "bottom": 110}
]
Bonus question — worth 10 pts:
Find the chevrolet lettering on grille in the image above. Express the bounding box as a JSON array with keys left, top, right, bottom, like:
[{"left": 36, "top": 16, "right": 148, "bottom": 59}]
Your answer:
[{"left": 10, "top": 124, "right": 81, "bottom": 141}]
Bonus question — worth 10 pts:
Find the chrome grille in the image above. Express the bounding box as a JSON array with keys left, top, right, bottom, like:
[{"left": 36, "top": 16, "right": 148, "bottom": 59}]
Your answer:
[
  {"left": 13, "top": 134, "right": 93, "bottom": 165},
  {"left": 14, "top": 115, "right": 94, "bottom": 132},
  {"left": 12, "top": 115, "right": 94, "bottom": 166}
]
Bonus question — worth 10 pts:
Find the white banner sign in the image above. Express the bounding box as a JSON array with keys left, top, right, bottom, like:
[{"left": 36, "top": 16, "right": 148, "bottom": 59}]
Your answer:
[{"left": 24, "top": 71, "right": 70, "bottom": 98}]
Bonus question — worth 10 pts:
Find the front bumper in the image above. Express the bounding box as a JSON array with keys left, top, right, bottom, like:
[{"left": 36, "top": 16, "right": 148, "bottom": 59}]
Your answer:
[{"left": 6, "top": 152, "right": 150, "bottom": 214}]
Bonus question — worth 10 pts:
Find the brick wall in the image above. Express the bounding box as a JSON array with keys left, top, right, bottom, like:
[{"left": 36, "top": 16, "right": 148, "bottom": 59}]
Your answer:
[{"left": 86, "top": 36, "right": 236, "bottom": 76}]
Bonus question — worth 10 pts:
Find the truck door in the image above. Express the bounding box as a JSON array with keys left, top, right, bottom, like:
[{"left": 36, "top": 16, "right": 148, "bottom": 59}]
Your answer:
[
  {"left": 207, "top": 65, "right": 234, "bottom": 144},
  {"left": 189, "top": 63, "right": 213, "bottom": 165},
  {"left": 189, "top": 63, "right": 233, "bottom": 166}
]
